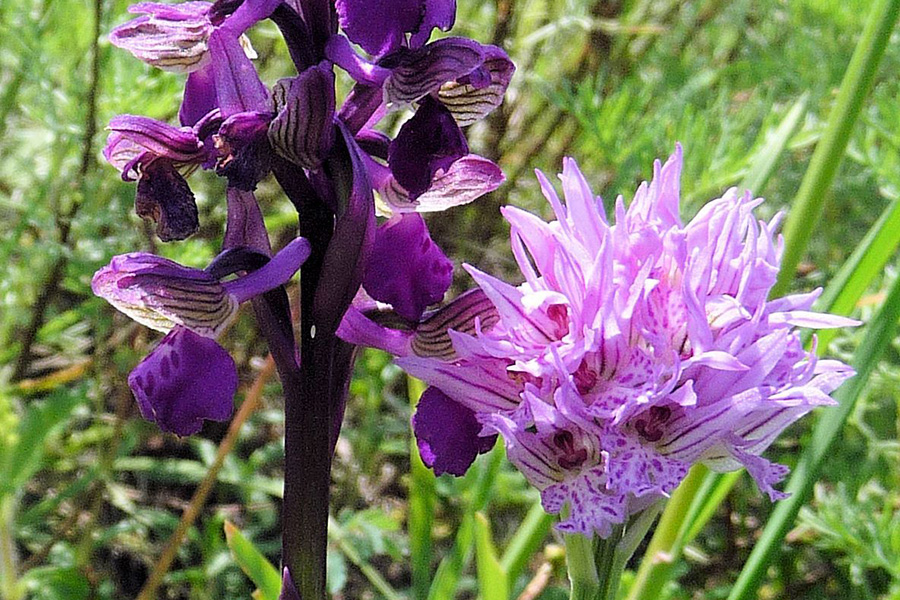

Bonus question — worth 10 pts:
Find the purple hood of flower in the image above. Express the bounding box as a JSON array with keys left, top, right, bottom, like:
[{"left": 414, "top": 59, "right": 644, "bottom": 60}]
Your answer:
[{"left": 342, "top": 146, "right": 858, "bottom": 537}]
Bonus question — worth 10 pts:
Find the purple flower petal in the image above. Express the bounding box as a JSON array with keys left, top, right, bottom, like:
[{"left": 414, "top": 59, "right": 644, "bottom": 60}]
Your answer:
[
  {"left": 374, "top": 153, "right": 505, "bottom": 213},
  {"left": 336, "top": 305, "right": 414, "bottom": 355},
  {"left": 92, "top": 251, "right": 237, "bottom": 336},
  {"left": 129, "top": 327, "right": 236, "bottom": 435},
  {"left": 382, "top": 37, "right": 484, "bottom": 107},
  {"left": 413, "top": 386, "right": 496, "bottom": 476},
  {"left": 105, "top": 115, "right": 207, "bottom": 177},
  {"left": 224, "top": 187, "right": 272, "bottom": 254},
  {"left": 268, "top": 63, "right": 336, "bottom": 169},
  {"left": 223, "top": 237, "right": 311, "bottom": 303},
  {"left": 437, "top": 44, "right": 514, "bottom": 126},
  {"left": 336, "top": 0, "right": 426, "bottom": 57},
  {"left": 208, "top": 28, "right": 269, "bottom": 116},
  {"left": 109, "top": 1, "right": 214, "bottom": 73},
  {"left": 363, "top": 213, "right": 452, "bottom": 321},
  {"left": 180, "top": 64, "right": 219, "bottom": 127},
  {"left": 388, "top": 97, "right": 468, "bottom": 200},
  {"left": 409, "top": 0, "right": 456, "bottom": 47},
  {"left": 135, "top": 160, "right": 200, "bottom": 242},
  {"left": 411, "top": 288, "right": 500, "bottom": 359},
  {"left": 215, "top": 110, "right": 273, "bottom": 191}
]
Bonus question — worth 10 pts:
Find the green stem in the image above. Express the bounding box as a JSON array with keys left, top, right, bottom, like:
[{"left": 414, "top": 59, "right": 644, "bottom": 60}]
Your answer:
[
  {"left": 566, "top": 524, "right": 626, "bottom": 600},
  {"left": 0, "top": 496, "right": 21, "bottom": 600},
  {"left": 407, "top": 377, "right": 435, "bottom": 600},
  {"left": 625, "top": 465, "right": 708, "bottom": 600},
  {"left": 565, "top": 533, "right": 598, "bottom": 600},
  {"left": 773, "top": 0, "right": 900, "bottom": 296}
]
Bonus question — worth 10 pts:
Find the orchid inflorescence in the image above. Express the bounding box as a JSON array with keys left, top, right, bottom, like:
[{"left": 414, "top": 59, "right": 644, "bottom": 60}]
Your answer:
[
  {"left": 95, "top": 0, "right": 513, "bottom": 436},
  {"left": 342, "top": 147, "right": 857, "bottom": 537},
  {"left": 94, "top": 0, "right": 513, "bottom": 595}
]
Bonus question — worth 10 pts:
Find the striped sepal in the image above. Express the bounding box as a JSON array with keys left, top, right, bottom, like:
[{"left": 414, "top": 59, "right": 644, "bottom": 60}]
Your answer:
[
  {"left": 411, "top": 289, "right": 499, "bottom": 359},
  {"left": 379, "top": 154, "right": 505, "bottom": 214},
  {"left": 268, "top": 66, "right": 336, "bottom": 169},
  {"left": 109, "top": 5, "right": 214, "bottom": 74},
  {"left": 383, "top": 37, "right": 483, "bottom": 107},
  {"left": 438, "top": 46, "right": 515, "bottom": 127},
  {"left": 92, "top": 254, "right": 238, "bottom": 339}
]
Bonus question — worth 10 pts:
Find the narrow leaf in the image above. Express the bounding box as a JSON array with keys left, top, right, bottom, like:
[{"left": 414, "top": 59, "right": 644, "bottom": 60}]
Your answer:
[
  {"left": 224, "top": 521, "right": 282, "bottom": 600},
  {"left": 474, "top": 513, "right": 509, "bottom": 600}
]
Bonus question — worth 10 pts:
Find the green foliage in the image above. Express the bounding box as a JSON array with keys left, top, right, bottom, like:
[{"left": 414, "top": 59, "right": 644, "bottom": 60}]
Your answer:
[{"left": 3, "top": 0, "right": 900, "bottom": 598}]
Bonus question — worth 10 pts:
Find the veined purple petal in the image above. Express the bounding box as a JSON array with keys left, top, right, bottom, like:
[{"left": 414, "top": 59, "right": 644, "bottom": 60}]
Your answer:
[
  {"left": 396, "top": 355, "right": 521, "bottom": 412},
  {"left": 382, "top": 37, "right": 484, "bottom": 107},
  {"left": 437, "top": 44, "right": 514, "bottom": 126},
  {"left": 129, "top": 327, "right": 236, "bottom": 435},
  {"left": 411, "top": 288, "right": 500, "bottom": 359},
  {"left": 388, "top": 97, "right": 468, "bottom": 200},
  {"left": 105, "top": 115, "right": 206, "bottom": 172},
  {"left": 92, "top": 252, "right": 237, "bottom": 337},
  {"left": 413, "top": 386, "right": 496, "bottom": 476},
  {"left": 109, "top": 2, "right": 214, "bottom": 73},
  {"left": 374, "top": 153, "right": 504, "bottom": 213},
  {"left": 268, "top": 63, "right": 336, "bottom": 169},
  {"left": 363, "top": 213, "right": 452, "bottom": 322}
]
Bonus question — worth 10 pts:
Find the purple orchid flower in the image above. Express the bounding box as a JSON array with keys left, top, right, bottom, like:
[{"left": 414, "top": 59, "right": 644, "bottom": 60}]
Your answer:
[
  {"left": 92, "top": 238, "right": 310, "bottom": 435},
  {"left": 340, "top": 147, "right": 859, "bottom": 537}
]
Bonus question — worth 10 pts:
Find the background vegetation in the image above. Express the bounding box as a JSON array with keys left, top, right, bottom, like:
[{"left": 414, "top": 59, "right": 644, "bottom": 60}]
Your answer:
[{"left": 1, "top": 0, "right": 899, "bottom": 598}]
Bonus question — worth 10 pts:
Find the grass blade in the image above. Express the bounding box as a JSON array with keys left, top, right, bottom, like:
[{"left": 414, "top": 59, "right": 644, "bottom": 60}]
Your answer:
[
  {"left": 474, "top": 513, "right": 509, "bottom": 600},
  {"left": 774, "top": 0, "right": 900, "bottom": 295},
  {"left": 728, "top": 261, "right": 900, "bottom": 599}
]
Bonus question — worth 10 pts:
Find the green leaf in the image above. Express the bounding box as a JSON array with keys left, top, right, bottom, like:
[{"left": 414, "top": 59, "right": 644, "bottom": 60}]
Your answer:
[
  {"left": 21, "top": 567, "right": 90, "bottom": 600},
  {"left": 0, "top": 389, "right": 80, "bottom": 497},
  {"left": 739, "top": 93, "right": 808, "bottom": 196},
  {"left": 774, "top": 0, "right": 900, "bottom": 294},
  {"left": 474, "top": 512, "right": 508, "bottom": 600},
  {"left": 224, "top": 521, "right": 282, "bottom": 600}
]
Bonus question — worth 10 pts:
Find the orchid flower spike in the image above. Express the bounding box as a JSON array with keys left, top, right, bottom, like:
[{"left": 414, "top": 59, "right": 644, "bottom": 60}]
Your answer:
[
  {"left": 93, "top": 238, "right": 310, "bottom": 435},
  {"left": 341, "top": 146, "right": 859, "bottom": 537}
]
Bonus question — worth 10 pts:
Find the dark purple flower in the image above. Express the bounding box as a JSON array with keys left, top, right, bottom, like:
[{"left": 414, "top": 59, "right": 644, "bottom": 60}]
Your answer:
[
  {"left": 92, "top": 238, "right": 311, "bottom": 434},
  {"left": 388, "top": 97, "right": 468, "bottom": 200},
  {"left": 104, "top": 114, "right": 217, "bottom": 240},
  {"left": 363, "top": 213, "right": 452, "bottom": 322},
  {"left": 214, "top": 110, "right": 274, "bottom": 190}
]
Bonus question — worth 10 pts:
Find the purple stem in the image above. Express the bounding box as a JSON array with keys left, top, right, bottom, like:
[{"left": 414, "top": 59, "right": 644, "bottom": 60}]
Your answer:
[{"left": 272, "top": 157, "right": 335, "bottom": 600}]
